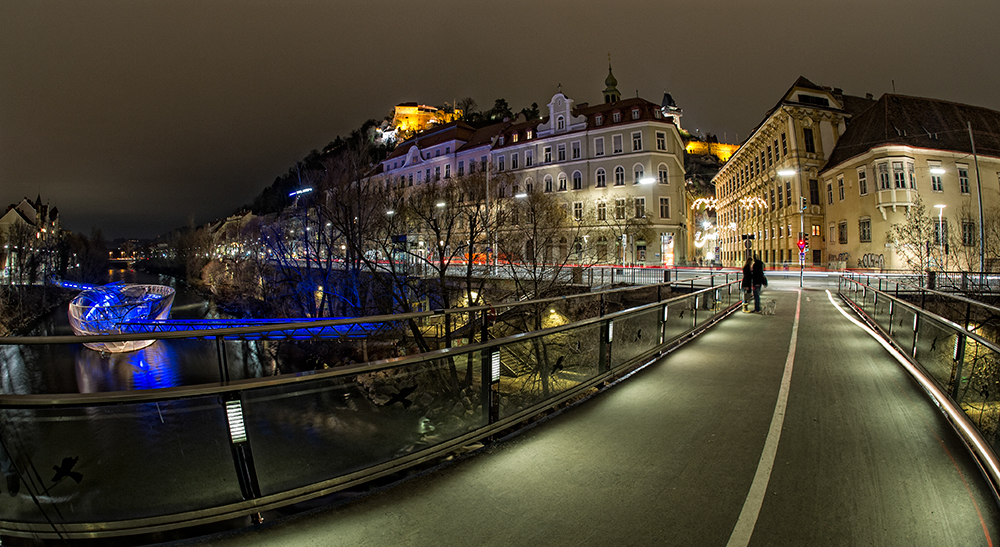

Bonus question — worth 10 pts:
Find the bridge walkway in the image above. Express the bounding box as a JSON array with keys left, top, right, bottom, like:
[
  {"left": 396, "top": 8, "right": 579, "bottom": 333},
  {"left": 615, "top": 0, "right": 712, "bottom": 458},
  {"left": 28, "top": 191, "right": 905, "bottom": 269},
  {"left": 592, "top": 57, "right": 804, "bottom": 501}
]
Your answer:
[{"left": 186, "top": 283, "right": 1000, "bottom": 546}]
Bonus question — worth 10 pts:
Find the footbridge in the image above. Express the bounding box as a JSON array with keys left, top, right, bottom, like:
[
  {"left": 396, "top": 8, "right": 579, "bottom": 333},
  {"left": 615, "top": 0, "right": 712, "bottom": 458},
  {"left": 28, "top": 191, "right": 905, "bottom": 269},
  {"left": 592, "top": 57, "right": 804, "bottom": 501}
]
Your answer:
[{"left": 1, "top": 272, "right": 999, "bottom": 546}]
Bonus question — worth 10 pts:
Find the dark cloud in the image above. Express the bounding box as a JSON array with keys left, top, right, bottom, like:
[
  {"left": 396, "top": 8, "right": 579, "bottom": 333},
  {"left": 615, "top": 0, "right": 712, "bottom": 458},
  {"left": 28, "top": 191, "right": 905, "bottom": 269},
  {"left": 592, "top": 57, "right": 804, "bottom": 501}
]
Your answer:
[{"left": 3, "top": 0, "right": 998, "bottom": 239}]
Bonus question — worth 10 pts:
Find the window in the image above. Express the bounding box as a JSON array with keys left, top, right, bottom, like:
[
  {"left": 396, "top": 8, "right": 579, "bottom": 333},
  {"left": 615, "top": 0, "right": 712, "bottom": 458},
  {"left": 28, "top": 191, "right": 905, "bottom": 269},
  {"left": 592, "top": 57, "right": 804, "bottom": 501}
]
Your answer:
[
  {"left": 511, "top": 153, "right": 518, "bottom": 170},
  {"left": 597, "top": 202, "right": 607, "bottom": 221},
  {"left": 572, "top": 141, "right": 581, "bottom": 159},
  {"left": 457, "top": 161, "right": 464, "bottom": 176},
  {"left": 656, "top": 132, "right": 666, "bottom": 151},
  {"left": 425, "top": 168, "right": 431, "bottom": 181},
  {"left": 632, "top": 108, "right": 640, "bottom": 119},
  {"left": 959, "top": 165, "right": 970, "bottom": 193},
  {"left": 558, "top": 144, "right": 566, "bottom": 162},
  {"left": 573, "top": 202, "right": 583, "bottom": 221},
  {"left": 633, "top": 164, "right": 644, "bottom": 184},
  {"left": 659, "top": 197, "right": 670, "bottom": 219},
  {"left": 767, "top": 145, "right": 773, "bottom": 166},
  {"left": 557, "top": 115, "right": 565, "bottom": 130},
  {"left": 613, "top": 135, "right": 623, "bottom": 154},
  {"left": 615, "top": 198, "right": 626, "bottom": 219},
  {"left": 634, "top": 197, "right": 646, "bottom": 218},
  {"left": 469, "top": 159, "right": 475, "bottom": 173},
  {"left": 907, "top": 162, "right": 916, "bottom": 188},
  {"left": 930, "top": 163, "right": 943, "bottom": 191},
  {"left": 838, "top": 176, "right": 845, "bottom": 201},
  {"left": 781, "top": 133, "right": 787, "bottom": 156},
  {"left": 963, "top": 220, "right": 976, "bottom": 246},
  {"left": 777, "top": 185, "right": 784, "bottom": 209},
  {"left": 594, "top": 137, "right": 605, "bottom": 156},
  {"left": 809, "top": 179, "right": 820, "bottom": 205},
  {"left": 877, "top": 163, "right": 890, "bottom": 190},
  {"left": 859, "top": 218, "right": 871, "bottom": 243},
  {"left": 525, "top": 150, "right": 533, "bottom": 167},
  {"left": 811, "top": 224, "right": 821, "bottom": 237},
  {"left": 544, "top": 175, "right": 553, "bottom": 193},
  {"left": 572, "top": 171, "right": 582, "bottom": 190},
  {"left": 892, "top": 161, "right": 905, "bottom": 188},
  {"left": 524, "top": 179, "right": 533, "bottom": 194},
  {"left": 596, "top": 168, "right": 607, "bottom": 187},
  {"left": 803, "top": 128, "right": 816, "bottom": 154},
  {"left": 770, "top": 188, "right": 775, "bottom": 210},
  {"left": 613, "top": 112, "right": 621, "bottom": 123},
  {"left": 934, "top": 218, "right": 948, "bottom": 246},
  {"left": 838, "top": 221, "right": 848, "bottom": 244},
  {"left": 481, "top": 156, "right": 487, "bottom": 172},
  {"left": 785, "top": 181, "right": 791, "bottom": 206},
  {"left": 558, "top": 174, "right": 567, "bottom": 191},
  {"left": 512, "top": 133, "right": 518, "bottom": 143},
  {"left": 496, "top": 156, "right": 504, "bottom": 172},
  {"left": 658, "top": 164, "right": 668, "bottom": 184},
  {"left": 435, "top": 150, "right": 441, "bottom": 157},
  {"left": 827, "top": 182, "right": 833, "bottom": 204},
  {"left": 444, "top": 164, "right": 451, "bottom": 179},
  {"left": 595, "top": 115, "right": 603, "bottom": 126},
  {"left": 829, "top": 225, "right": 836, "bottom": 245},
  {"left": 408, "top": 173, "right": 413, "bottom": 186},
  {"left": 614, "top": 166, "right": 625, "bottom": 186},
  {"left": 632, "top": 131, "right": 642, "bottom": 151},
  {"left": 857, "top": 169, "right": 868, "bottom": 196},
  {"left": 774, "top": 139, "right": 780, "bottom": 159}
]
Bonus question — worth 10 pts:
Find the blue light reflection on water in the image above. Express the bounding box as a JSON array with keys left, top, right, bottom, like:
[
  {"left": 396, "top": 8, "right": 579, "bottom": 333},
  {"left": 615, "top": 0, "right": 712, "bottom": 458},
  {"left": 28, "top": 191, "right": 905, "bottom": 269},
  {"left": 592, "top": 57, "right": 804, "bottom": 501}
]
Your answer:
[{"left": 73, "top": 341, "right": 181, "bottom": 392}]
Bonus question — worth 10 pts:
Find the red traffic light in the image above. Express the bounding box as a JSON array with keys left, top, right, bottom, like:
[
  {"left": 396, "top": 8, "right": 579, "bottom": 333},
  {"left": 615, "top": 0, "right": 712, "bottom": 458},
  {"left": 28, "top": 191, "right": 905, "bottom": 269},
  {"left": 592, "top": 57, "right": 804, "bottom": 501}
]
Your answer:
[{"left": 797, "top": 238, "right": 806, "bottom": 251}]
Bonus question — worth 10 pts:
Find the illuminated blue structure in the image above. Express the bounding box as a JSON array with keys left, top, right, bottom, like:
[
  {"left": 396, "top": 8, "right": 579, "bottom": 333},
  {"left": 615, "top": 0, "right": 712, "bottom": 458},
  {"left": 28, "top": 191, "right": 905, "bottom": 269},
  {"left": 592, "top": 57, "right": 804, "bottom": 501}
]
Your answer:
[{"left": 68, "top": 282, "right": 176, "bottom": 352}]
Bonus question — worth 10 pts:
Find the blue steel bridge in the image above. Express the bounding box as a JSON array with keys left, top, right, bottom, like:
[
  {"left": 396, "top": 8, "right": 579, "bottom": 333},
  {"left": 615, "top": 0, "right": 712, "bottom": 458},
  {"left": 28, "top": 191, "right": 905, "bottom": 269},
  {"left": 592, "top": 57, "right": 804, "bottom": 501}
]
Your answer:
[{"left": 1, "top": 271, "right": 1000, "bottom": 546}]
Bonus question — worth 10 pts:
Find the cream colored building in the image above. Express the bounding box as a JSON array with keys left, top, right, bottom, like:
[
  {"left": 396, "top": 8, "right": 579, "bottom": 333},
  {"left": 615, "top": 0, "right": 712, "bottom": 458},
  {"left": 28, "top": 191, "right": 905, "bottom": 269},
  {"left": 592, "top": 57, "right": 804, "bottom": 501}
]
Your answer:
[
  {"left": 381, "top": 68, "right": 689, "bottom": 266},
  {"left": 820, "top": 94, "right": 1000, "bottom": 271},
  {"left": 713, "top": 77, "right": 874, "bottom": 267}
]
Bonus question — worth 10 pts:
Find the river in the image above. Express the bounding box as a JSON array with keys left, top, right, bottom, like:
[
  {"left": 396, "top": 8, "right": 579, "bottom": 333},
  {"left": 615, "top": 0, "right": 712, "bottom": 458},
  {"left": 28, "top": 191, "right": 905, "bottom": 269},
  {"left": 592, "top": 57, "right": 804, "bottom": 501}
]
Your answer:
[{"left": 0, "top": 269, "right": 281, "bottom": 395}]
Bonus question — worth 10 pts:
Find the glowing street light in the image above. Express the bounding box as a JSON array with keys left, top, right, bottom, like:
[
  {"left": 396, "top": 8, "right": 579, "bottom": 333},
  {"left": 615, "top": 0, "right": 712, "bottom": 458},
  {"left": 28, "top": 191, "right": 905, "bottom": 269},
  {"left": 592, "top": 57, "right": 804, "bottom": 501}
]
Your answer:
[
  {"left": 777, "top": 168, "right": 796, "bottom": 177},
  {"left": 514, "top": 193, "right": 528, "bottom": 198},
  {"left": 639, "top": 177, "right": 656, "bottom": 185},
  {"left": 930, "top": 167, "right": 946, "bottom": 175},
  {"left": 435, "top": 202, "right": 446, "bottom": 208}
]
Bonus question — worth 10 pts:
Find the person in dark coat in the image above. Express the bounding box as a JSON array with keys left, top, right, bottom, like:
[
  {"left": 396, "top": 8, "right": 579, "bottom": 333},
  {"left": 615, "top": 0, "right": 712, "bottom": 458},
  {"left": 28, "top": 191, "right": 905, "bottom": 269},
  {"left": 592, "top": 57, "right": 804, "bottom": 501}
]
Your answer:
[{"left": 751, "top": 254, "right": 766, "bottom": 312}]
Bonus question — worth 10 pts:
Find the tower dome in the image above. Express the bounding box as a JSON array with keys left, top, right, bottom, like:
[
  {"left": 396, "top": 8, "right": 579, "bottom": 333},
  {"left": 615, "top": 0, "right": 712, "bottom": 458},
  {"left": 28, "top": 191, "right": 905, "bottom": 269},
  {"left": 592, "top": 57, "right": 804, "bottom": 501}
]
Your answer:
[{"left": 603, "top": 57, "right": 621, "bottom": 104}]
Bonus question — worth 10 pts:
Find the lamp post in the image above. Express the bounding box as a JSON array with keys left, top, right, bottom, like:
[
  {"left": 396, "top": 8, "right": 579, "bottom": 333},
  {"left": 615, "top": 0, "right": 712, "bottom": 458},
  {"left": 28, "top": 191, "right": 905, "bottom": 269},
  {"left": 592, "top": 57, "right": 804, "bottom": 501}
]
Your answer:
[
  {"left": 777, "top": 168, "right": 801, "bottom": 287},
  {"left": 934, "top": 204, "right": 946, "bottom": 269}
]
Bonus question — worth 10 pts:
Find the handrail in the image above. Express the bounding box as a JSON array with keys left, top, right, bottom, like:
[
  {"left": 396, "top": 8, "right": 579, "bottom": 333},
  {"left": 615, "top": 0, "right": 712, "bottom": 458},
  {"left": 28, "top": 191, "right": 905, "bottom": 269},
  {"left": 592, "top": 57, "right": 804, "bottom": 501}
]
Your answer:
[{"left": 842, "top": 271, "right": 1000, "bottom": 316}]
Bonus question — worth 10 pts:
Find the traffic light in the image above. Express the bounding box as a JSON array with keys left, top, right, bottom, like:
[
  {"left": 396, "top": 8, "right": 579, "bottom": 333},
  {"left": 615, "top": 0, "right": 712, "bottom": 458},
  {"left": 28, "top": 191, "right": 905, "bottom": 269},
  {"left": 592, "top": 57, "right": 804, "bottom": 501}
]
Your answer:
[
  {"left": 800, "top": 197, "right": 807, "bottom": 210},
  {"left": 797, "top": 237, "right": 806, "bottom": 252}
]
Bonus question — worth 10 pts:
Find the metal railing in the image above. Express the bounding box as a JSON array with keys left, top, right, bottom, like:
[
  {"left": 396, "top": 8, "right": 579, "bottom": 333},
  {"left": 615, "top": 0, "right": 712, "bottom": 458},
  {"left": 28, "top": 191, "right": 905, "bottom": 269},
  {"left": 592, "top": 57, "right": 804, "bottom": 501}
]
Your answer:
[
  {"left": 0, "top": 273, "right": 741, "bottom": 539},
  {"left": 838, "top": 274, "right": 1000, "bottom": 499}
]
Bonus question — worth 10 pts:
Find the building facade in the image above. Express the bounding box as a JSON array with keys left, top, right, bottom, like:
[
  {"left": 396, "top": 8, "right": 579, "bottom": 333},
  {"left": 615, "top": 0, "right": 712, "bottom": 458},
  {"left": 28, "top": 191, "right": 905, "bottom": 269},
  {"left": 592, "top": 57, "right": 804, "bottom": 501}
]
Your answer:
[
  {"left": 820, "top": 94, "right": 1000, "bottom": 271},
  {"left": 380, "top": 68, "right": 689, "bottom": 265},
  {"left": 713, "top": 77, "right": 874, "bottom": 267}
]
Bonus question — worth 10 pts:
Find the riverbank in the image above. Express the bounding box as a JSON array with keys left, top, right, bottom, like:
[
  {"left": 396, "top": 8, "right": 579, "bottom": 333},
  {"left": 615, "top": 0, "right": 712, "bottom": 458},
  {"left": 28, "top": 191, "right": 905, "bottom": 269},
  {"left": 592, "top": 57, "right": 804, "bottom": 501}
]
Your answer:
[{"left": 0, "top": 285, "right": 78, "bottom": 336}]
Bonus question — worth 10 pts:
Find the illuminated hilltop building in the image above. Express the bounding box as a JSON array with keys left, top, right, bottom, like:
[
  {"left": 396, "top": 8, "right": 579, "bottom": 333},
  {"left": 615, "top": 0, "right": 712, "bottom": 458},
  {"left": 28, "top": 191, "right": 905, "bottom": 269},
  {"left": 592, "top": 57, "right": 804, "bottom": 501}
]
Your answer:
[{"left": 392, "top": 103, "right": 463, "bottom": 137}]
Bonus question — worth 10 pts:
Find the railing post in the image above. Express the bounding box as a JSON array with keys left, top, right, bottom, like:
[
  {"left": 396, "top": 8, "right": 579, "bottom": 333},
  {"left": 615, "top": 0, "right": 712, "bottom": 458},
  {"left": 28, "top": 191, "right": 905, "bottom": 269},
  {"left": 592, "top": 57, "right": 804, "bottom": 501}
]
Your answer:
[
  {"left": 600, "top": 320, "right": 612, "bottom": 373},
  {"left": 951, "top": 333, "right": 967, "bottom": 400},
  {"left": 216, "top": 336, "right": 230, "bottom": 383},
  {"left": 223, "top": 392, "right": 261, "bottom": 504},
  {"left": 444, "top": 311, "right": 452, "bottom": 349},
  {"left": 481, "top": 348, "right": 499, "bottom": 425},
  {"left": 911, "top": 313, "right": 920, "bottom": 358}
]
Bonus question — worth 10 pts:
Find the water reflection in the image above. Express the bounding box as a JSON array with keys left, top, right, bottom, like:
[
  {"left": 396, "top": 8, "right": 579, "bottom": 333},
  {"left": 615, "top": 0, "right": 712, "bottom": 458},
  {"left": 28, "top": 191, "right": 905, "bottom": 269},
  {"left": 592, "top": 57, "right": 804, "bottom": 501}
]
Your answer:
[{"left": 74, "top": 341, "right": 181, "bottom": 393}]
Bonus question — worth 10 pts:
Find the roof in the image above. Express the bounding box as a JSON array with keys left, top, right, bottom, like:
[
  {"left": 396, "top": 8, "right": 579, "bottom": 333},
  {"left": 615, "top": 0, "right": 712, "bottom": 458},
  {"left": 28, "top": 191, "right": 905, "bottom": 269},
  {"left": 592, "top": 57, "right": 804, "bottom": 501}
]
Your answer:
[
  {"left": 383, "top": 120, "right": 479, "bottom": 161},
  {"left": 824, "top": 93, "right": 1000, "bottom": 170}
]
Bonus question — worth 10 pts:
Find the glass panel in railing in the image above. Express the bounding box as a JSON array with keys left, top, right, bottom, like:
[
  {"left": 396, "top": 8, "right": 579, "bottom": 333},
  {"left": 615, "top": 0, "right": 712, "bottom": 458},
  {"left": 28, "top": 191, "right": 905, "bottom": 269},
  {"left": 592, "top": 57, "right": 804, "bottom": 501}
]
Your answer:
[
  {"left": 913, "top": 315, "right": 960, "bottom": 392},
  {"left": 873, "top": 293, "right": 892, "bottom": 333},
  {"left": 497, "top": 323, "right": 602, "bottom": 420},
  {"left": 244, "top": 353, "right": 484, "bottom": 496},
  {"left": 0, "top": 397, "right": 239, "bottom": 526},
  {"left": 611, "top": 306, "right": 662, "bottom": 369},
  {"left": 888, "top": 305, "right": 917, "bottom": 357},
  {"left": 951, "top": 336, "right": 1000, "bottom": 448},
  {"left": 663, "top": 296, "right": 695, "bottom": 344},
  {"left": 694, "top": 291, "right": 716, "bottom": 328}
]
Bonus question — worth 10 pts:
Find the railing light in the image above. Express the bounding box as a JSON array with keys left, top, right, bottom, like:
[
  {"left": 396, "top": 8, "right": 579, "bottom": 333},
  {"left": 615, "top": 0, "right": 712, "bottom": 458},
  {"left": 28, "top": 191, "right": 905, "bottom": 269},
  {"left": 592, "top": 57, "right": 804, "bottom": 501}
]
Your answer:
[
  {"left": 491, "top": 351, "right": 500, "bottom": 382},
  {"left": 226, "top": 400, "right": 248, "bottom": 443},
  {"left": 608, "top": 320, "right": 614, "bottom": 342}
]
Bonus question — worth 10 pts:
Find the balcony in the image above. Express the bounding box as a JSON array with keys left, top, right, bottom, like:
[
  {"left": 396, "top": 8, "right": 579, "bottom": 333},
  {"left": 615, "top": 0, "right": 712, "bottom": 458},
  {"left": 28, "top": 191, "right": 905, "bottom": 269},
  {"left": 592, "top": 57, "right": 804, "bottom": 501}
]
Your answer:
[{"left": 875, "top": 188, "right": 918, "bottom": 219}]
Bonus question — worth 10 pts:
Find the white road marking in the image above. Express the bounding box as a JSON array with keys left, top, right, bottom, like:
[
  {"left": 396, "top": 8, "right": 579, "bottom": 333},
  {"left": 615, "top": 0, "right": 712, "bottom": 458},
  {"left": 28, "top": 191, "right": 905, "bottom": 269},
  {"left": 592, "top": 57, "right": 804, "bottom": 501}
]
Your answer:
[{"left": 726, "top": 289, "right": 802, "bottom": 547}]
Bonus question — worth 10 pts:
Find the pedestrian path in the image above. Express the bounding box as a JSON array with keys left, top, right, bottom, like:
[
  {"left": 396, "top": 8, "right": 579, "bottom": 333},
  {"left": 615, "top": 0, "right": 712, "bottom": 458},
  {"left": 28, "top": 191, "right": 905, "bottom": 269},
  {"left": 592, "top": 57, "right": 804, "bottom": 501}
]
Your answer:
[{"left": 186, "top": 285, "right": 1000, "bottom": 546}]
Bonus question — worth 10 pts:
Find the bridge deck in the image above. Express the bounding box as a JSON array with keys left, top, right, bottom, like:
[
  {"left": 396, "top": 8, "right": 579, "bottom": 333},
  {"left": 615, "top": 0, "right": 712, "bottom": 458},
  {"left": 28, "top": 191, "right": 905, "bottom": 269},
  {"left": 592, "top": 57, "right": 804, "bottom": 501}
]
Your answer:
[{"left": 182, "top": 281, "right": 1000, "bottom": 546}]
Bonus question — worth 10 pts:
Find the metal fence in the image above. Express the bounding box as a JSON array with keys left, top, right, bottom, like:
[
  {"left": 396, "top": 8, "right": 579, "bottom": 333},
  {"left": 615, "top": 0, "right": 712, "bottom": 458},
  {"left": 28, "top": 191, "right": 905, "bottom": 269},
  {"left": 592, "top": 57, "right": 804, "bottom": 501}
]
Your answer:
[{"left": 0, "top": 273, "right": 740, "bottom": 540}]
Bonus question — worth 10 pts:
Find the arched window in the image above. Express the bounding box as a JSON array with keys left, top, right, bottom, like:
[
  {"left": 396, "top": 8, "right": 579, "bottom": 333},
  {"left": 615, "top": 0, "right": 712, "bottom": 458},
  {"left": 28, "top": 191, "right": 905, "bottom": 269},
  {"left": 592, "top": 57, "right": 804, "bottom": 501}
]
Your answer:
[
  {"left": 572, "top": 171, "right": 582, "bottom": 190},
  {"left": 557, "top": 115, "right": 565, "bottom": 130},
  {"left": 633, "top": 164, "right": 644, "bottom": 184},
  {"left": 596, "top": 168, "right": 606, "bottom": 188},
  {"left": 558, "top": 173, "right": 567, "bottom": 192},
  {"left": 658, "top": 163, "right": 669, "bottom": 184},
  {"left": 544, "top": 175, "right": 553, "bottom": 193},
  {"left": 522, "top": 177, "right": 533, "bottom": 195},
  {"left": 614, "top": 166, "right": 625, "bottom": 186}
]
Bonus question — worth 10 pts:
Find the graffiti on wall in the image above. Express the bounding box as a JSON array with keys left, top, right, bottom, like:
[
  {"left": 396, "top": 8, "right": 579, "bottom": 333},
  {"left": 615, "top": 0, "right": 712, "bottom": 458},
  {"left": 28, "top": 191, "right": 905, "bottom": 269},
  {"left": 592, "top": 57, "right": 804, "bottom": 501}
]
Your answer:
[{"left": 857, "top": 253, "right": 885, "bottom": 269}]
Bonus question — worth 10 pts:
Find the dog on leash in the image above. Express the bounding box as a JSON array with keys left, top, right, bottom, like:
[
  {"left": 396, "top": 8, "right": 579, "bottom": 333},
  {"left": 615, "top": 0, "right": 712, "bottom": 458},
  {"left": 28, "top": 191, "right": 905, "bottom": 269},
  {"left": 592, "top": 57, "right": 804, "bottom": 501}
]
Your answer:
[{"left": 761, "top": 298, "right": 777, "bottom": 315}]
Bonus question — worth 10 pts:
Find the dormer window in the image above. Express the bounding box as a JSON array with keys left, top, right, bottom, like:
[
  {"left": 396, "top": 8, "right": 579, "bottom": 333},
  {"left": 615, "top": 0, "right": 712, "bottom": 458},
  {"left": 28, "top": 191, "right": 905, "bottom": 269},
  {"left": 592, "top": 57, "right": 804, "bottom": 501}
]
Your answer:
[
  {"left": 526, "top": 129, "right": 533, "bottom": 139},
  {"left": 632, "top": 109, "right": 640, "bottom": 119},
  {"left": 512, "top": 133, "right": 519, "bottom": 143},
  {"left": 653, "top": 110, "right": 662, "bottom": 119},
  {"left": 613, "top": 112, "right": 621, "bottom": 123},
  {"left": 498, "top": 136, "right": 504, "bottom": 145},
  {"left": 595, "top": 115, "right": 603, "bottom": 126},
  {"left": 557, "top": 115, "right": 565, "bottom": 130}
]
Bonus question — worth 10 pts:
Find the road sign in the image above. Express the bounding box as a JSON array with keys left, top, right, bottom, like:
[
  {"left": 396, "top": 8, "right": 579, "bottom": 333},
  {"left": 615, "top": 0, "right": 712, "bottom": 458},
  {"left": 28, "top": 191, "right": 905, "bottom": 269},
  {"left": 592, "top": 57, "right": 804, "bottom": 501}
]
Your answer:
[{"left": 799, "top": 251, "right": 806, "bottom": 260}]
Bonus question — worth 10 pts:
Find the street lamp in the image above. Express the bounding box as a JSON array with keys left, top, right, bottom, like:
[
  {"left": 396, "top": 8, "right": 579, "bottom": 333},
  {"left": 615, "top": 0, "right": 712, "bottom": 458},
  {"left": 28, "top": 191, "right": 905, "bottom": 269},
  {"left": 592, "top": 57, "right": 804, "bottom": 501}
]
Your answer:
[
  {"left": 934, "top": 204, "right": 946, "bottom": 268},
  {"left": 777, "top": 168, "right": 803, "bottom": 287}
]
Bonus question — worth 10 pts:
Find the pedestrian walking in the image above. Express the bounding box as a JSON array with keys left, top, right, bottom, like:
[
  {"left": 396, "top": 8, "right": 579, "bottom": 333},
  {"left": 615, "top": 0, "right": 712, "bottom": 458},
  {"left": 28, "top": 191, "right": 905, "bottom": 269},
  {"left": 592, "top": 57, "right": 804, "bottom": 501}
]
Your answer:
[
  {"left": 741, "top": 257, "right": 753, "bottom": 312},
  {"left": 751, "top": 254, "right": 767, "bottom": 312}
]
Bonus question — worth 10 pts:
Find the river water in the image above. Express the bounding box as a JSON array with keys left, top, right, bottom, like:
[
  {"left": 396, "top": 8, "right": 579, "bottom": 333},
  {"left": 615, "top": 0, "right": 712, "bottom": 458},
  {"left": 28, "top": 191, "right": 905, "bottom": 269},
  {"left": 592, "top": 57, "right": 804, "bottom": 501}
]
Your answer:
[{"left": 0, "top": 269, "right": 280, "bottom": 395}]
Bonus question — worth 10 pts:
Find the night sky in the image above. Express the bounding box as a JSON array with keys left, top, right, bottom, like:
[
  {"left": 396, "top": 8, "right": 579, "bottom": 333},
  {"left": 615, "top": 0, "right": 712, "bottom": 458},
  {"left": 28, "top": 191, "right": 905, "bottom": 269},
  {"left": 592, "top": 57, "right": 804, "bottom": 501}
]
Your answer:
[{"left": 3, "top": 0, "right": 998, "bottom": 240}]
